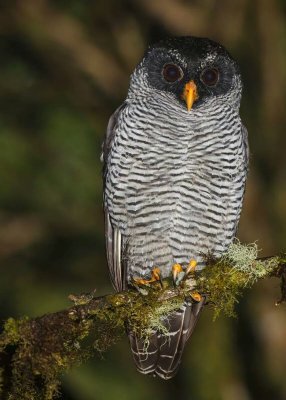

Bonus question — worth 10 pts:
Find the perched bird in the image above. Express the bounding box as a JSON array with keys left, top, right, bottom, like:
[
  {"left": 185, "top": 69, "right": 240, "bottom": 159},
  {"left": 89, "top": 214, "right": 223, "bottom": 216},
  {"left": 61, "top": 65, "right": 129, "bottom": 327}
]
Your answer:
[{"left": 102, "top": 36, "right": 249, "bottom": 379}]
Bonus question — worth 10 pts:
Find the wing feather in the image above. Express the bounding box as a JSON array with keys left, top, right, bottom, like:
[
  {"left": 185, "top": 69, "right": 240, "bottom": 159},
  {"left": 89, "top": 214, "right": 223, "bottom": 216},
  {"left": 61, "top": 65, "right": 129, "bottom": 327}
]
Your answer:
[
  {"left": 102, "top": 104, "right": 127, "bottom": 292},
  {"left": 242, "top": 124, "right": 249, "bottom": 168}
]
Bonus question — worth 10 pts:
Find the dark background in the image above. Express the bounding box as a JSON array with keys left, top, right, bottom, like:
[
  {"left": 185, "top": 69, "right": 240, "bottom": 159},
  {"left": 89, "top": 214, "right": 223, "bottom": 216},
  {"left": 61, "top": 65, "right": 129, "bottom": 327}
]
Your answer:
[{"left": 0, "top": 1, "right": 286, "bottom": 399}]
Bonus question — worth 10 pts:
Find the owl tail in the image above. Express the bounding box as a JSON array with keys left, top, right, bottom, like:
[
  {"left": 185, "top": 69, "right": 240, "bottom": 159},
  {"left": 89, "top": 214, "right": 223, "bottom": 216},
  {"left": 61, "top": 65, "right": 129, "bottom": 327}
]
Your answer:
[{"left": 128, "top": 299, "right": 205, "bottom": 380}]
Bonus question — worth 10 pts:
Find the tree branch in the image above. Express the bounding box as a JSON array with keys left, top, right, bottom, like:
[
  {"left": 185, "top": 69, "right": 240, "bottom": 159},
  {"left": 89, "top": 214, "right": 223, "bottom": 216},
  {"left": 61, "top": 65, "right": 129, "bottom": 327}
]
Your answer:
[{"left": 0, "top": 242, "right": 285, "bottom": 400}]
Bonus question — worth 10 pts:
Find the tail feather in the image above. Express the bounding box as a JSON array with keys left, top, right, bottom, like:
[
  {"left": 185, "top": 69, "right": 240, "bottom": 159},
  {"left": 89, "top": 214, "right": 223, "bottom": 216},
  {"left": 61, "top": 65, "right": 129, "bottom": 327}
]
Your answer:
[
  {"left": 128, "top": 298, "right": 205, "bottom": 379},
  {"left": 129, "top": 331, "right": 158, "bottom": 375}
]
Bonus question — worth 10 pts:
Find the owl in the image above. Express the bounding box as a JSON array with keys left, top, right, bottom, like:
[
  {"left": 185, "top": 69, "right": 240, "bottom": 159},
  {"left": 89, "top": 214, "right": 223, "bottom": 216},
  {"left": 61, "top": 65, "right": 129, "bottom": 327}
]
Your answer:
[{"left": 102, "top": 36, "right": 248, "bottom": 379}]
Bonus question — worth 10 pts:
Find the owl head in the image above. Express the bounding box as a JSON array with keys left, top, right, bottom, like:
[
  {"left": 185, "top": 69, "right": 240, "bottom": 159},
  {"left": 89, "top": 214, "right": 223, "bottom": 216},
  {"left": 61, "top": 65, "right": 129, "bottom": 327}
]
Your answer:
[{"left": 128, "top": 36, "right": 242, "bottom": 112}]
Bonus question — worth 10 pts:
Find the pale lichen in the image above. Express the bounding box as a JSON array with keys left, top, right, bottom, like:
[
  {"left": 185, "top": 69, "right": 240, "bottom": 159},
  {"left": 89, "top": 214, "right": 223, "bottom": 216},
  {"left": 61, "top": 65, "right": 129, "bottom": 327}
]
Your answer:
[
  {"left": 225, "top": 240, "right": 279, "bottom": 283},
  {"left": 197, "top": 241, "right": 282, "bottom": 319},
  {"left": 139, "top": 297, "right": 184, "bottom": 351}
]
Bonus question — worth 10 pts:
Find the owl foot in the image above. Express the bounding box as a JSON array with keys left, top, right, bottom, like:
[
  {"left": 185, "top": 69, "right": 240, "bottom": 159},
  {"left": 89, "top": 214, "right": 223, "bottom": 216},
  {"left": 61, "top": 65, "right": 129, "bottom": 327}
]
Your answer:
[
  {"left": 185, "top": 259, "right": 198, "bottom": 275},
  {"left": 172, "top": 261, "right": 202, "bottom": 301},
  {"left": 172, "top": 259, "right": 198, "bottom": 286},
  {"left": 189, "top": 291, "right": 202, "bottom": 302},
  {"left": 172, "top": 264, "right": 184, "bottom": 286},
  {"left": 133, "top": 267, "right": 162, "bottom": 287},
  {"left": 185, "top": 260, "right": 202, "bottom": 302}
]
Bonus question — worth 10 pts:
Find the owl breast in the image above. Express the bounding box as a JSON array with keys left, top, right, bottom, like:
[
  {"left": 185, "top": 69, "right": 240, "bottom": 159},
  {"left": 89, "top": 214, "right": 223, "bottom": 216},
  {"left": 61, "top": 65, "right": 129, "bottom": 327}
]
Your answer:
[{"left": 105, "top": 101, "right": 247, "bottom": 280}]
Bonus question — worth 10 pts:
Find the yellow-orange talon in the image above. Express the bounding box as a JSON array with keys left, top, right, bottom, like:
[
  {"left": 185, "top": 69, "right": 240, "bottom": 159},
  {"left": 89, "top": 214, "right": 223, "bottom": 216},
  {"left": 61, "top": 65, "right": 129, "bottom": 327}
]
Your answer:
[
  {"left": 172, "top": 263, "right": 183, "bottom": 284},
  {"left": 186, "top": 259, "right": 198, "bottom": 275},
  {"left": 172, "top": 263, "right": 183, "bottom": 273},
  {"left": 133, "top": 278, "right": 150, "bottom": 285},
  {"left": 190, "top": 291, "right": 202, "bottom": 302},
  {"left": 133, "top": 267, "right": 162, "bottom": 286},
  {"left": 151, "top": 267, "right": 161, "bottom": 281}
]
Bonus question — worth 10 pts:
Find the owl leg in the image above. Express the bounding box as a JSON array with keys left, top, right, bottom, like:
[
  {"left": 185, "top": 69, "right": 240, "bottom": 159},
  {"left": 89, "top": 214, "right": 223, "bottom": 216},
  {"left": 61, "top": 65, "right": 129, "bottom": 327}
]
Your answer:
[
  {"left": 133, "top": 267, "right": 162, "bottom": 287},
  {"left": 172, "top": 260, "right": 202, "bottom": 302},
  {"left": 185, "top": 259, "right": 202, "bottom": 301},
  {"left": 172, "top": 259, "right": 197, "bottom": 284}
]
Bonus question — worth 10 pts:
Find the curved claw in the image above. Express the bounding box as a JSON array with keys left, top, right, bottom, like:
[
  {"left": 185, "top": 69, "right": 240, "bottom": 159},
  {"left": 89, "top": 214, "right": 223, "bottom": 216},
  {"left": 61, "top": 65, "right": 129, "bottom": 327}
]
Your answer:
[
  {"left": 133, "top": 267, "right": 162, "bottom": 287},
  {"left": 185, "top": 259, "right": 198, "bottom": 275},
  {"left": 151, "top": 268, "right": 161, "bottom": 281},
  {"left": 190, "top": 291, "right": 202, "bottom": 302},
  {"left": 172, "top": 263, "right": 184, "bottom": 285}
]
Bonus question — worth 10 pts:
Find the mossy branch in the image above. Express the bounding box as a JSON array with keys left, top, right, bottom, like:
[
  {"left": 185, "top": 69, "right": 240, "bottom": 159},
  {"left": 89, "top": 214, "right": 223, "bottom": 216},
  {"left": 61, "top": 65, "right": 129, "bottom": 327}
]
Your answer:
[{"left": 0, "top": 242, "right": 286, "bottom": 400}]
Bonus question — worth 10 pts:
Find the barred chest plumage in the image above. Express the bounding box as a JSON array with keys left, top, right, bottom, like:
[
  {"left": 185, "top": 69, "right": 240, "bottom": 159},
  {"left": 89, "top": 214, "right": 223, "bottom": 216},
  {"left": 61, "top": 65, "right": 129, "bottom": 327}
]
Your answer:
[{"left": 105, "top": 98, "right": 247, "bottom": 281}]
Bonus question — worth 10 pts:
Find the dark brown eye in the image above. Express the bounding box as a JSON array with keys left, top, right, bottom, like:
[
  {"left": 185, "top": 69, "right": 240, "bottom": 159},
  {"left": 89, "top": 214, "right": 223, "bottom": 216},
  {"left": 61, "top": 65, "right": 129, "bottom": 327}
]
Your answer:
[
  {"left": 162, "top": 64, "right": 183, "bottom": 83},
  {"left": 200, "top": 68, "right": 219, "bottom": 86}
]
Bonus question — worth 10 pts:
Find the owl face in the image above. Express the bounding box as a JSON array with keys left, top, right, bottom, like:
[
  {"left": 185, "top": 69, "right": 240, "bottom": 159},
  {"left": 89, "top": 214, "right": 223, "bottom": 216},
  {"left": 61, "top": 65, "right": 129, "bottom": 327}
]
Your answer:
[{"left": 129, "top": 36, "right": 242, "bottom": 111}]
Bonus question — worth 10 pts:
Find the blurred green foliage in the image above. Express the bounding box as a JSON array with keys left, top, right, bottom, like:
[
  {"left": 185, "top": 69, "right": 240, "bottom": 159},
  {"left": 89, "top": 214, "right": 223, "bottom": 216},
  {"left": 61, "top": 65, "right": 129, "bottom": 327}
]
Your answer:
[{"left": 0, "top": 0, "right": 286, "bottom": 399}]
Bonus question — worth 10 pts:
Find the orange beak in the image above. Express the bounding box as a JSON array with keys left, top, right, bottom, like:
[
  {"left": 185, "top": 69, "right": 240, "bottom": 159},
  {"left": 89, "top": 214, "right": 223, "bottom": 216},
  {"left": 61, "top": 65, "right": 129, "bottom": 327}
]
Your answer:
[{"left": 182, "top": 81, "right": 198, "bottom": 111}]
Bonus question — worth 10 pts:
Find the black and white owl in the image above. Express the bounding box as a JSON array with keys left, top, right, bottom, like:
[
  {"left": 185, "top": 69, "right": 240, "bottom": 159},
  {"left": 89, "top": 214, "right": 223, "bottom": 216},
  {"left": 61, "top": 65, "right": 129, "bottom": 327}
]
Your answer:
[{"left": 102, "top": 36, "right": 249, "bottom": 379}]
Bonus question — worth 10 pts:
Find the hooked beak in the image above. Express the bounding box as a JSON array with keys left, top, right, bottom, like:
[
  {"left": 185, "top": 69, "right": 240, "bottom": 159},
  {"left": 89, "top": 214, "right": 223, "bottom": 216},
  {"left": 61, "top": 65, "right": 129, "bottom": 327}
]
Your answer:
[{"left": 182, "top": 80, "right": 198, "bottom": 111}]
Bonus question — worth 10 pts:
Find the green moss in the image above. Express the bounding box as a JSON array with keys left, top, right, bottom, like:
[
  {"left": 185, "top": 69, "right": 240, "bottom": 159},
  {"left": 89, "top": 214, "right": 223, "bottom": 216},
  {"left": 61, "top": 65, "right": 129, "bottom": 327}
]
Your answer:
[
  {"left": 0, "top": 317, "right": 29, "bottom": 348},
  {"left": 197, "top": 241, "right": 282, "bottom": 319},
  {"left": 0, "top": 311, "right": 101, "bottom": 399},
  {"left": 197, "top": 258, "right": 247, "bottom": 319},
  {"left": 127, "top": 293, "right": 184, "bottom": 340}
]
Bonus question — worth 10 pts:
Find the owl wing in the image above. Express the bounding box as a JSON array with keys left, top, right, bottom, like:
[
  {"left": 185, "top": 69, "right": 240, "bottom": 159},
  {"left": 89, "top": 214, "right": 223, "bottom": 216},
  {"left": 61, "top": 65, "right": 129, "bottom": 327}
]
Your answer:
[
  {"left": 242, "top": 124, "right": 249, "bottom": 169},
  {"left": 102, "top": 104, "right": 127, "bottom": 292}
]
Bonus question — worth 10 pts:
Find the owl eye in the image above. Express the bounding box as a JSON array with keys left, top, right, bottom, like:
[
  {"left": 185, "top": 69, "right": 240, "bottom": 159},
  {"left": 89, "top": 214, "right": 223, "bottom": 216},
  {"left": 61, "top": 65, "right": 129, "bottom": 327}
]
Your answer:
[
  {"left": 162, "top": 64, "right": 183, "bottom": 83},
  {"left": 200, "top": 68, "right": 219, "bottom": 86}
]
